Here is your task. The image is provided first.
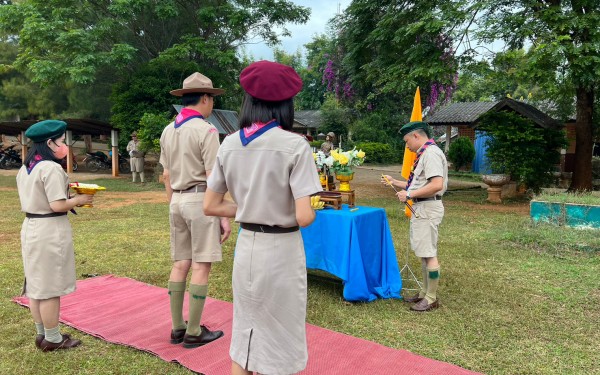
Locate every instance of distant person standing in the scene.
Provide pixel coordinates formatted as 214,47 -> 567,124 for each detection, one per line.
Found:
382,121 -> 447,312
17,120 -> 93,351
160,72 -> 231,348
127,132 -> 145,183
204,60 -> 322,375
320,131 -> 336,156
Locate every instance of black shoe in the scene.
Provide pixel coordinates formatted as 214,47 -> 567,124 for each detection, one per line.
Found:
404,293 -> 424,303
35,334 -> 44,349
183,326 -> 224,349
170,328 -> 186,344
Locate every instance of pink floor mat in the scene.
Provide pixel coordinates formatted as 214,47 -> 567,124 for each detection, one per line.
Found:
13,275 -> 481,375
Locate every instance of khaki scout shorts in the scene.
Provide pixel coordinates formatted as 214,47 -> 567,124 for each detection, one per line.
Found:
169,192 -> 222,262
409,200 -> 444,258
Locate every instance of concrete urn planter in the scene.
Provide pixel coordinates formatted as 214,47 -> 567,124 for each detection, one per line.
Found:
482,174 -> 511,203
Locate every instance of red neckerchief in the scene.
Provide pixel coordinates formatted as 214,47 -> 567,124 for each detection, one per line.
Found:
406,139 -> 436,190
239,120 -> 280,146
26,154 -> 44,174
175,108 -> 204,127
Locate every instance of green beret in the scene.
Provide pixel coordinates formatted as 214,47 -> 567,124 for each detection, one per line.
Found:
399,121 -> 431,138
25,120 -> 67,142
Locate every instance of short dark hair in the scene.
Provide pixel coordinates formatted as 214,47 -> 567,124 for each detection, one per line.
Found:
415,128 -> 431,138
238,93 -> 294,130
24,136 -> 63,166
181,93 -> 212,107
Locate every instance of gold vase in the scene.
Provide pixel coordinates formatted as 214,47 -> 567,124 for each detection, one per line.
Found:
336,172 -> 354,192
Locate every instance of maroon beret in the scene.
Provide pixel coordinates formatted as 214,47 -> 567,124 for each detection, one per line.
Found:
239,60 -> 303,101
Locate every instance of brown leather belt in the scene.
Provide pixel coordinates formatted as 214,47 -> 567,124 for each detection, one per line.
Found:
412,196 -> 442,203
26,212 -> 68,218
240,223 -> 299,233
173,184 -> 207,193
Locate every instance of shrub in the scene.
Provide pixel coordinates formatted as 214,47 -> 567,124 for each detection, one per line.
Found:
354,142 -> 396,163
478,111 -> 567,194
447,136 -> 475,171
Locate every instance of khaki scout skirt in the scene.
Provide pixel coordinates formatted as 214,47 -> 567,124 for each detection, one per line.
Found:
230,229 -> 308,375
20,216 -> 76,299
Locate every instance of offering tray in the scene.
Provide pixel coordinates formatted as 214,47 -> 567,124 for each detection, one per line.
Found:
69,182 -> 106,207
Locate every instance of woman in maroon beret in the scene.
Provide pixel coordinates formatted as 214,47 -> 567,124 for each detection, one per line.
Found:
204,60 -> 322,374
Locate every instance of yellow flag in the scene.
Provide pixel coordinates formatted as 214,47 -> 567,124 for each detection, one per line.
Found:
400,87 -> 422,217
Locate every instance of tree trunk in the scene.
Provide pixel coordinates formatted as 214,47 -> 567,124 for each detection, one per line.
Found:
569,87 -> 594,191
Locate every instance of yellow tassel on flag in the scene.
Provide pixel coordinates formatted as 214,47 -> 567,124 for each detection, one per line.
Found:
400,87 -> 422,218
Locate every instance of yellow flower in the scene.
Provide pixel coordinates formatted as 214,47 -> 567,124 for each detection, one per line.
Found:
357,150 -> 365,158
339,155 -> 349,165
313,153 -> 317,160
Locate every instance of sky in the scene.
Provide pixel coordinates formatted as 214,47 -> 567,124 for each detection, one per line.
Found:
242,0 -> 352,61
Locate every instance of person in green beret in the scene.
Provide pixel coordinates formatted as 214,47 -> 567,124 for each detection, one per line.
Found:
382,121 -> 448,311
16,120 -> 93,351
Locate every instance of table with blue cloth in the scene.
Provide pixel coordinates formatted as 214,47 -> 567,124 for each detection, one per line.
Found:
300,205 -> 402,302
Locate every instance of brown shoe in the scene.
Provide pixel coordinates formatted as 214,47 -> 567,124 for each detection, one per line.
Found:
171,328 -> 186,344
410,298 -> 439,312
40,334 -> 82,352
35,334 -> 44,349
183,326 -> 224,349
404,293 -> 424,303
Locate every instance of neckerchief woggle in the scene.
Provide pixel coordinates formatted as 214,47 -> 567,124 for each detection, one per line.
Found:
406,139 -> 436,190
239,120 -> 280,146
175,108 -> 204,128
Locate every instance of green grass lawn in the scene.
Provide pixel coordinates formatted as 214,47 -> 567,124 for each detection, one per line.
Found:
0,176 -> 598,374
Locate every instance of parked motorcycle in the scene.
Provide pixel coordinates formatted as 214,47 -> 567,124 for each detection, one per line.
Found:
0,144 -> 23,169
83,151 -> 130,173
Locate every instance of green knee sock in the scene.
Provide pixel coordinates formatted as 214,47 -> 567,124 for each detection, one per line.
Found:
425,266 -> 440,303
44,325 -> 62,343
35,322 -> 44,335
419,259 -> 428,298
168,281 -> 187,331
186,284 -> 208,336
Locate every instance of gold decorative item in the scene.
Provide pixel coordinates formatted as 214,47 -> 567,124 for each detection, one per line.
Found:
336,173 -> 354,192
319,173 -> 327,188
69,183 -> 106,207
310,195 -> 325,210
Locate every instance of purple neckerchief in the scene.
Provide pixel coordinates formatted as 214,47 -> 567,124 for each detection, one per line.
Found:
175,108 -> 204,128
406,139 -> 436,190
26,154 -> 44,175
239,120 -> 280,146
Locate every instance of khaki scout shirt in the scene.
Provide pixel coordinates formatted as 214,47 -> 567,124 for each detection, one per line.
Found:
16,161 -> 69,214
407,144 -> 448,196
159,117 -> 220,190
208,128 -> 322,228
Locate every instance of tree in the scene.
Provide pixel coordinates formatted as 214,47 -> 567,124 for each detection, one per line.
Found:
0,0 -> 310,84
475,0 -> 600,191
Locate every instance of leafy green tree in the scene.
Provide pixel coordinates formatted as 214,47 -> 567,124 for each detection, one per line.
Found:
447,136 -> 476,172
475,0 -> 600,191
478,111 -> 567,194
0,0 -> 310,84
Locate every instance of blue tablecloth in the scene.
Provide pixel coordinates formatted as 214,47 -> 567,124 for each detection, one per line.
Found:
300,205 -> 402,302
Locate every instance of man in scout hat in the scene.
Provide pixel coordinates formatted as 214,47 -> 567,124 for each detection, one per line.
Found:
159,72 -> 231,347
127,131 -> 145,182
382,121 -> 447,311
320,131 -> 336,156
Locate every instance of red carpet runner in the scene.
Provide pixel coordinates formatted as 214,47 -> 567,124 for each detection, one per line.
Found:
14,275 -> 480,375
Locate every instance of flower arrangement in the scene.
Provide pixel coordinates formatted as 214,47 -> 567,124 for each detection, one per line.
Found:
313,148 -> 365,175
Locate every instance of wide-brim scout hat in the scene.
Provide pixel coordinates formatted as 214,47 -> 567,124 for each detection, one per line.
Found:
170,72 -> 225,97
327,132 -> 335,138
239,60 -> 303,102
25,120 -> 67,142
131,131 -> 138,137
399,121 -> 431,138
